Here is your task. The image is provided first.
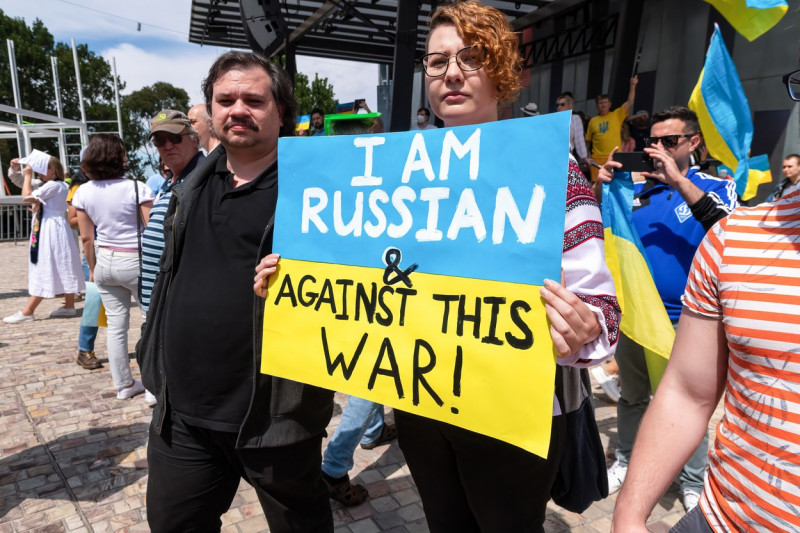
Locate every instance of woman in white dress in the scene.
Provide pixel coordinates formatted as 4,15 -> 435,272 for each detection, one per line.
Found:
3,156 -> 85,323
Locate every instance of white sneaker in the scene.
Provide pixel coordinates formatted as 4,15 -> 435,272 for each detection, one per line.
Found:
682,488 -> 701,512
117,379 -> 145,400
49,307 -> 77,318
3,311 -> 34,324
591,365 -> 621,403
607,459 -> 628,494
144,390 -> 157,407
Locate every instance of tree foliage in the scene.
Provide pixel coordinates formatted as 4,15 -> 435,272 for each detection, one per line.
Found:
0,9 -> 123,181
294,72 -> 338,116
0,9 -> 191,182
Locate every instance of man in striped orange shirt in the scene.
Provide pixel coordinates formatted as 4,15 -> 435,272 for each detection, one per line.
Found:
613,66 -> 800,533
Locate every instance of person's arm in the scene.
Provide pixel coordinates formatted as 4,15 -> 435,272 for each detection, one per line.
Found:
140,201 -> 153,226
67,205 -> 79,230
8,158 -> 23,188
571,116 -> 588,159
541,160 -> 620,364
622,76 -> 638,113
76,209 -> 96,281
644,146 -> 737,231
590,147 -> 622,202
21,166 -> 35,197
612,309 -> 728,532
254,253 -> 281,298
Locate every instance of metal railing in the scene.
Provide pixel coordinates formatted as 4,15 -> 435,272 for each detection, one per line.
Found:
0,197 -> 33,243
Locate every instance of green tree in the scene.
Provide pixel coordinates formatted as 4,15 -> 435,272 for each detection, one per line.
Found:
120,82 -> 190,177
0,9 -> 124,181
294,72 -> 338,115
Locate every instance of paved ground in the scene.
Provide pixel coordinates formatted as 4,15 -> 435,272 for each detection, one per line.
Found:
0,240 -> 723,532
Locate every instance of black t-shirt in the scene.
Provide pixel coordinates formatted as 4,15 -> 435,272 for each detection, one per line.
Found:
163,155 -> 277,432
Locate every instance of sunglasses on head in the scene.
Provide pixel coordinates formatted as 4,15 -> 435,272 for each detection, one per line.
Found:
151,132 -> 187,148
645,133 -> 694,149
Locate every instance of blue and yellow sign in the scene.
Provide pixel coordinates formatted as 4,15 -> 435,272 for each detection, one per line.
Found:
262,113 -> 571,457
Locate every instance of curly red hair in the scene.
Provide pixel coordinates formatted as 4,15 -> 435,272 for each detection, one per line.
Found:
428,1 -> 523,103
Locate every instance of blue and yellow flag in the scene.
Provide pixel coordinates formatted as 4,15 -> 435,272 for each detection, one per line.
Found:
689,26 -> 770,201
703,0 -> 788,41
602,174 -> 675,389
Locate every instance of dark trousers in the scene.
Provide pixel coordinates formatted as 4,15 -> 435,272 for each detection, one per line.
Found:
395,411 -> 565,533
146,412 -> 333,533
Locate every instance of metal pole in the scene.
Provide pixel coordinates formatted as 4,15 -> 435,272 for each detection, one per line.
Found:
7,39 -> 25,157
389,1 -> 418,132
51,56 -> 68,169
111,57 -> 123,139
71,38 -> 89,145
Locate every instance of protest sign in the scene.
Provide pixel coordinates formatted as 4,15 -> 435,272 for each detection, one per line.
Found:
262,113 -> 571,457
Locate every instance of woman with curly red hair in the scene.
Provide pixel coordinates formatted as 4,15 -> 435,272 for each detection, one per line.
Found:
392,2 -> 621,531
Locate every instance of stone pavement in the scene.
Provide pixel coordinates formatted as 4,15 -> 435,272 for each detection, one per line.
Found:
0,240 -> 723,532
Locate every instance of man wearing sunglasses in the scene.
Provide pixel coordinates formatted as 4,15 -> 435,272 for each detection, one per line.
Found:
594,106 -> 738,512
140,110 -> 205,316
613,66 -> 800,533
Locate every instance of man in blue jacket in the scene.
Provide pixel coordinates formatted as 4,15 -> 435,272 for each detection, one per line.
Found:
593,106 -> 738,512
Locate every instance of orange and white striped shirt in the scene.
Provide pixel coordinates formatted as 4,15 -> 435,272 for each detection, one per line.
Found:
683,191 -> 800,532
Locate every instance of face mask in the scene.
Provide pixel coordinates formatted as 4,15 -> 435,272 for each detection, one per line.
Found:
417,114 -> 426,124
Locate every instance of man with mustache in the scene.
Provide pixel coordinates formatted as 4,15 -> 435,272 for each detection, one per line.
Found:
138,51 -> 334,532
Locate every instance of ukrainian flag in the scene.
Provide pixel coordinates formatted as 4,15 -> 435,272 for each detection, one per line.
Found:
703,0 -> 788,41
602,173 -> 675,389
296,113 -> 310,132
689,26 -> 770,201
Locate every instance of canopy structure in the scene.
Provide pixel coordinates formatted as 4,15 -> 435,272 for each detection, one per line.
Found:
188,1 -> 557,64
188,0 -> 571,130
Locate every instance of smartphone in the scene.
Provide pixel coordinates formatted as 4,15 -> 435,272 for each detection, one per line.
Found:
614,151 -> 654,172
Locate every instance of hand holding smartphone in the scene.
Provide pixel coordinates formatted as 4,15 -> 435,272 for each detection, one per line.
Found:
614,151 -> 655,172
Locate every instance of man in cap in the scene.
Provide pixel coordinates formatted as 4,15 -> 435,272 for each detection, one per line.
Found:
585,76 -> 638,180
188,103 -> 220,154
139,110 -> 204,318
138,53 -> 334,532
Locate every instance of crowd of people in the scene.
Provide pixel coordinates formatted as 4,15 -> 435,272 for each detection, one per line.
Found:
2,0 -> 799,531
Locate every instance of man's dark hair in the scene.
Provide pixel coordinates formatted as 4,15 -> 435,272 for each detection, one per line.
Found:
417,107 -> 430,118
595,93 -> 610,101
651,106 -> 700,135
81,134 -> 127,180
310,108 -> 325,118
202,51 -> 297,137
785,153 -> 800,164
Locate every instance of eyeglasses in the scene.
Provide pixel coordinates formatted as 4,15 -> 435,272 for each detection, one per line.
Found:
784,69 -> 800,101
645,134 -> 694,149
421,46 -> 484,77
151,132 -> 188,148
556,101 -> 568,108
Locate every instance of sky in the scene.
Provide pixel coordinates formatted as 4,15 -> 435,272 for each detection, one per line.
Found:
3,0 -> 380,111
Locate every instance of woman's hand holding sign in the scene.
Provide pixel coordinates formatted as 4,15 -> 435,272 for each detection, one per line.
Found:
254,253 -> 280,299
540,272 -> 601,357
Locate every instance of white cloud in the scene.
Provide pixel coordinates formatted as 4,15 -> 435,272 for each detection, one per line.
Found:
5,0 -> 381,115
101,42 -> 225,105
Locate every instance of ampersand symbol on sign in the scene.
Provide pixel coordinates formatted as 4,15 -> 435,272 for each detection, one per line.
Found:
382,248 -> 418,288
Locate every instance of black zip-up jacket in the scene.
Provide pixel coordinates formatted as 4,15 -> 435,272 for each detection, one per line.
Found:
136,146 -> 333,448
